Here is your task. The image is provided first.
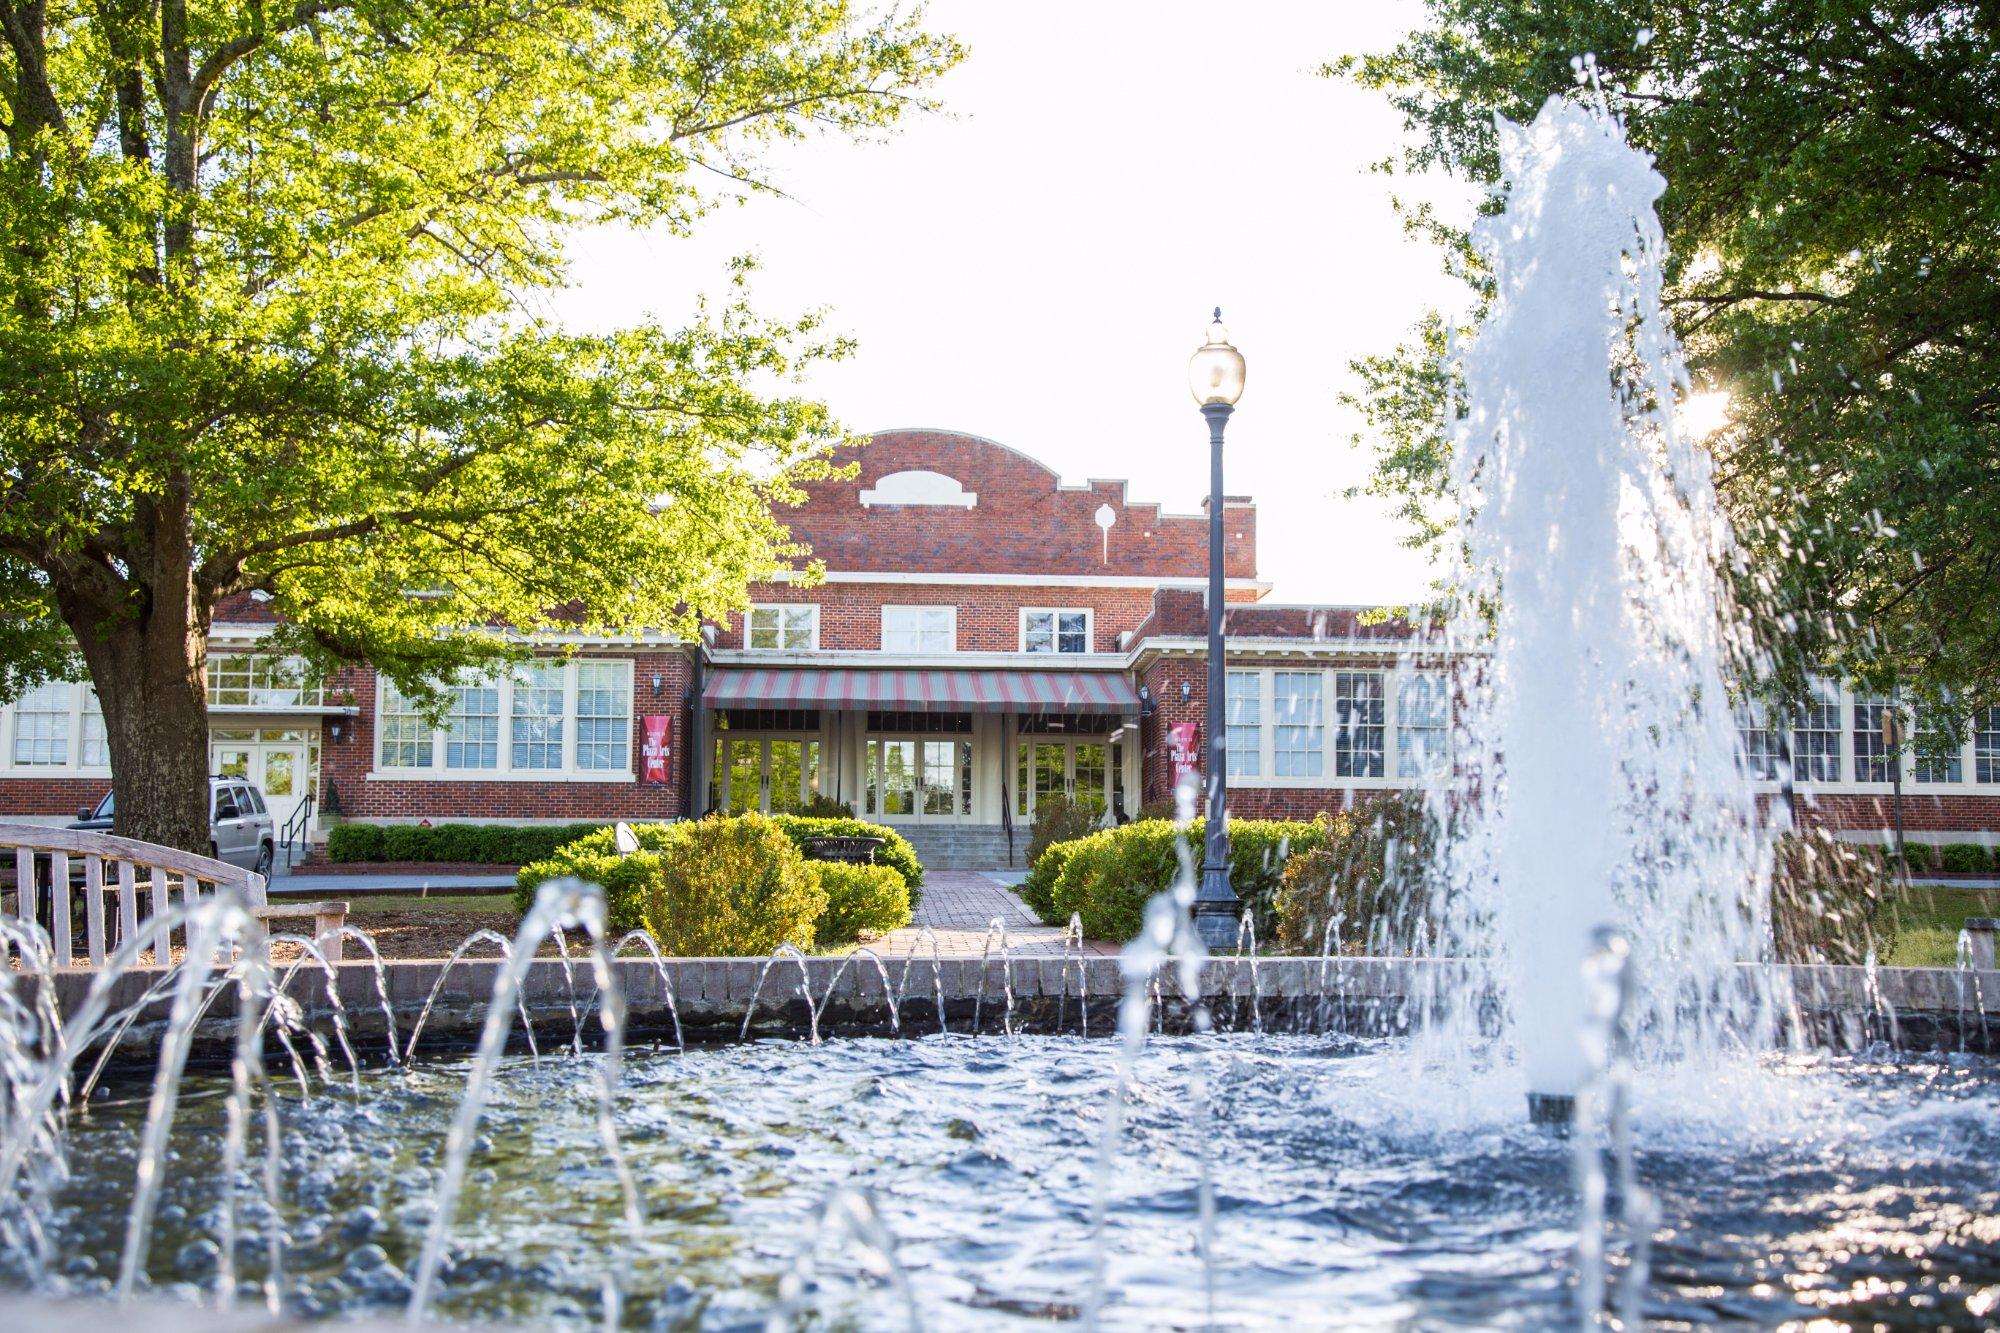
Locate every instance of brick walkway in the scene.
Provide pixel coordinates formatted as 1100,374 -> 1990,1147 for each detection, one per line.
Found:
861,870 -> 1116,959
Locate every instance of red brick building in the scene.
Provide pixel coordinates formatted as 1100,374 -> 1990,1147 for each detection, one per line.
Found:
3,430 -> 1997,866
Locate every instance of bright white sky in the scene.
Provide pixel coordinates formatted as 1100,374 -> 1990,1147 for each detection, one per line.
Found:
550,2 -> 1476,606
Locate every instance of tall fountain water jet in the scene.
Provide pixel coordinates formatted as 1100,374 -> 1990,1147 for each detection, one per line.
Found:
1433,94 -> 1770,1116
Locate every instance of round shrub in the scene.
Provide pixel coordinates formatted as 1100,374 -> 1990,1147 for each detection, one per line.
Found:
1044,816 -> 1326,943
815,862 -> 912,946
768,814 -> 924,905
645,813 -> 826,955
1020,839 -> 1083,924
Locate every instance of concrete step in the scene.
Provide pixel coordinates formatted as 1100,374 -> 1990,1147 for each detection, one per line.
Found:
895,823 -> 1027,871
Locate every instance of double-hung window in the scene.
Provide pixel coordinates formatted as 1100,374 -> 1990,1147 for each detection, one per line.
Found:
574,662 -> 631,770
509,662 -> 566,770
1225,671 -> 1261,777
1792,679 -> 1842,782
378,682 -> 434,768
1272,672 -> 1324,778
882,606 -> 955,653
1734,699 -> 1781,781
10,682 -> 71,766
1023,609 -> 1090,654
748,605 -> 818,651
444,679 -> 501,770
1977,707 -> 2000,784
1397,673 -> 1450,778
1852,695 -> 1896,783
1333,672 -> 1386,778
1914,705 -> 1962,784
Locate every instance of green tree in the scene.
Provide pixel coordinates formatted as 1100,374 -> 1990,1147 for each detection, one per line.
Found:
0,0 -> 962,851
1336,2 -> 1999,718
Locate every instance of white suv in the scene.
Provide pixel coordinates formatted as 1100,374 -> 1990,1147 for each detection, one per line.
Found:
73,777 -> 277,878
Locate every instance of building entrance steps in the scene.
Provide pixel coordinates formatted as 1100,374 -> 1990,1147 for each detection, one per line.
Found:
860,870 -> 1115,959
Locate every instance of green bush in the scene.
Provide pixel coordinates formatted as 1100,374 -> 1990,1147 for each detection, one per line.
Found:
1272,793 -> 1435,956
798,792 -> 856,818
815,862 -> 912,946
1938,843 -> 1993,874
767,814 -> 924,907
1026,793 -> 1103,869
1773,830 -> 1896,965
329,821 -> 608,865
1044,816 -> 1325,943
645,812 -> 826,955
1020,839 -> 1082,924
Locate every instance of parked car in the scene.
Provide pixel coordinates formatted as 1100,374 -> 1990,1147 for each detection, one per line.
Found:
72,777 -> 276,877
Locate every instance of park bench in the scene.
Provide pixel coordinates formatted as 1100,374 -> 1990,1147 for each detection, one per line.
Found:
0,821 -> 347,967
800,835 -> 886,866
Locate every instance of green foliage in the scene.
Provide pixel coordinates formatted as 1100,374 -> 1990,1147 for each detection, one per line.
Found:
1045,817 -> 1325,943
768,814 -> 924,906
1334,3 -> 2000,717
814,862 -> 912,947
798,793 -> 857,818
1938,844 -> 1993,875
1771,830 -> 1897,966
1273,793 -> 1437,956
329,821 -> 606,866
1020,839 -> 1083,924
1026,793 -> 1104,869
0,0 -> 963,847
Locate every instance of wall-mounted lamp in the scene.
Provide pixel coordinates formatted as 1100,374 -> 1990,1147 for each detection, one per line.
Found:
1180,680 -> 1193,702
651,673 -> 663,693
328,721 -> 343,742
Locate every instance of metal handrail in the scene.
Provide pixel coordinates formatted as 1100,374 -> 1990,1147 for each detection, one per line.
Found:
279,789 -> 317,870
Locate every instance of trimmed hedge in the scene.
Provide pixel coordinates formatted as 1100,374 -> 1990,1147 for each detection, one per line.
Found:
515,812 -> 922,947
1039,816 -> 1324,942
329,821 -> 608,866
1939,843 -> 1995,874
1019,838 -> 1082,923
816,862 -> 913,946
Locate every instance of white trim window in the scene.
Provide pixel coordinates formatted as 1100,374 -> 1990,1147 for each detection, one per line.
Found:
1977,707 -> 2000,784
1852,695 -> 1896,783
1397,672 -> 1450,778
1734,699 -> 1781,781
208,652 -> 327,708
748,604 -> 818,651
444,679 -> 502,770
1272,671 -> 1324,778
882,605 -> 955,654
79,687 -> 109,768
1914,704 -> 1962,784
376,659 -> 633,778
1791,679 -> 1843,782
574,661 -> 631,770
1225,670 -> 1261,777
1022,608 -> 1091,654
509,662 -> 566,770
1333,672 -> 1386,779
10,681 -> 72,766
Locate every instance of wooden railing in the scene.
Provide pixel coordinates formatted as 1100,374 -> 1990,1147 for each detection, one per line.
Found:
0,822 -> 347,967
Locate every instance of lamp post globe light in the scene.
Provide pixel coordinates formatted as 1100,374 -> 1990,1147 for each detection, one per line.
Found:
1188,309 -> 1246,950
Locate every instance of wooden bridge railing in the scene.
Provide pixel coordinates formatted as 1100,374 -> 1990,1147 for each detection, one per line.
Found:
0,822 -> 346,968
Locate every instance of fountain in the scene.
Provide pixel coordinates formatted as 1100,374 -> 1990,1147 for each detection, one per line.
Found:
0,96 -> 1997,1332
1426,93 -> 1772,1119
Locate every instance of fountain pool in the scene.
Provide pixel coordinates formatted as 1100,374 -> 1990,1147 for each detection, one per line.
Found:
12,1035 -> 1998,1329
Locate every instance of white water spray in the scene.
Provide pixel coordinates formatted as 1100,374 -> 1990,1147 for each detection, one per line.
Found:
1433,96 -> 1770,1104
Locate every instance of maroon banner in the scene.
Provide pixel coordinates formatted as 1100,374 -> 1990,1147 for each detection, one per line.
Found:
1168,721 -> 1200,785
640,714 -> 672,784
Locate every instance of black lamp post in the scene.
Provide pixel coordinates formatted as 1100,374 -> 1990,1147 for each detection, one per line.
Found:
1187,309 -> 1247,950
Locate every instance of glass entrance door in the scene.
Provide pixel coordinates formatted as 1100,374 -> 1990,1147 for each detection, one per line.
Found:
864,737 -> 971,822
1016,738 -> 1118,820
713,736 -> 821,814
209,728 -> 317,833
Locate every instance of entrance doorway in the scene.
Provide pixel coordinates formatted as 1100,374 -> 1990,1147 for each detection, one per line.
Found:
210,727 -> 319,833
1015,737 -> 1120,820
863,736 -> 973,823
713,735 -> 822,814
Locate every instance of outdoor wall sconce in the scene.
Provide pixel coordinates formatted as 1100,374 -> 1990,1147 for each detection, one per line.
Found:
329,722 -> 343,741
651,673 -> 663,692
1180,681 -> 1193,701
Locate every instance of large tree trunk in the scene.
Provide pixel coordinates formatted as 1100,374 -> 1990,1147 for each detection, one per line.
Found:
71,608 -> 213,857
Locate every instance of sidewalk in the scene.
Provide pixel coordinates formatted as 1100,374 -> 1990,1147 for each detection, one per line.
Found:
268,866 -> 515,896
862,870 -> 1115,959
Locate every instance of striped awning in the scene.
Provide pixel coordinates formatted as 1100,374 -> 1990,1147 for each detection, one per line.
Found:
703,667 -> 1140,715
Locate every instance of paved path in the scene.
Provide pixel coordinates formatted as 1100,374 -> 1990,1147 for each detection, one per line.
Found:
864,870 -> 1115,958
268,869 -> 516,895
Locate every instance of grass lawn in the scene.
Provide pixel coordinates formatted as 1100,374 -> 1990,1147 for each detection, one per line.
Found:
1883,887 -> 1998,968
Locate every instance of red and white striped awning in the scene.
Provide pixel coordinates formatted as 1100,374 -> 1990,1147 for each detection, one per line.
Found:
703,667 -> 1140,715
